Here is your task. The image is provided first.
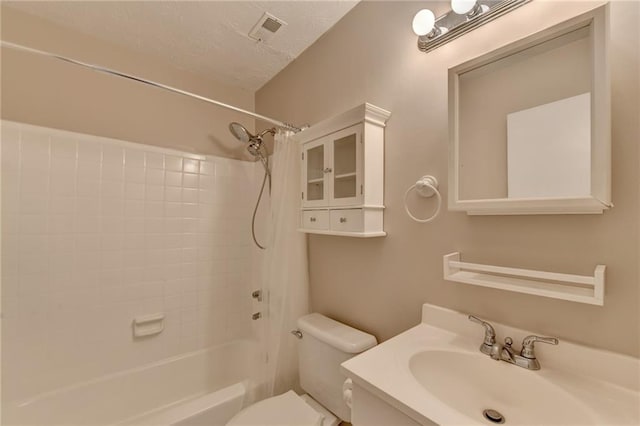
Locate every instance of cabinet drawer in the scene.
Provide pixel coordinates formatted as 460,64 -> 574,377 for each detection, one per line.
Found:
302,210 -> 329,230
330,209 -> 364,232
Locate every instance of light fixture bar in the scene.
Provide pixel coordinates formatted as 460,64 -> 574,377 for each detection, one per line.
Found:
417,0 -> 532,53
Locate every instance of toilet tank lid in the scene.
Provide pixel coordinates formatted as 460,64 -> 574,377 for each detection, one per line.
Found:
297,313 -> 377,354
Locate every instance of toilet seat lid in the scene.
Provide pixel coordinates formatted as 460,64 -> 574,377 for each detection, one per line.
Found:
226,390 -> 323,426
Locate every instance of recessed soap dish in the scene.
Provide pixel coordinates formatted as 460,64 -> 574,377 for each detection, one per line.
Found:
132,313 -> 165,338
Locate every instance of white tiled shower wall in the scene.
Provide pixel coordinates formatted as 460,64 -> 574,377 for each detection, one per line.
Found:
1,121 -> 259,401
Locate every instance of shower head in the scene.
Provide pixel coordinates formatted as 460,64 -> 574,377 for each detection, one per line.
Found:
228,122 -> 274,250
228,122 -> 276,158
229,122 -> 251,144
247,142 -> 262,157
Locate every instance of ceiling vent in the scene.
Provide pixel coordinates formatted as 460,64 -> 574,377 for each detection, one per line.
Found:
249,12 -> 287,43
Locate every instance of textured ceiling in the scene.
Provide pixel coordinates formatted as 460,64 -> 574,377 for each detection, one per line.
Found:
4,1 -> 359,91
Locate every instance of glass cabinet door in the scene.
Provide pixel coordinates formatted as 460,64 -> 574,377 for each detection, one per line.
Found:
333,133 -> 357,199
330,124 -> 362,206
301,124 -> 363,208
303,142 -> 326,206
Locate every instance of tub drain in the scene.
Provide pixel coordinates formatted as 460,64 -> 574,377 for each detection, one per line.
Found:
483,409 -> 505,424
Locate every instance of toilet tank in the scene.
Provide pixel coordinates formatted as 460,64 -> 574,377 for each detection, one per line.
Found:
297,313 -> 377,422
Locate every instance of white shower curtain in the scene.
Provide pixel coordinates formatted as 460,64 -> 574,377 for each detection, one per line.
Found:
262,130 -> 309,397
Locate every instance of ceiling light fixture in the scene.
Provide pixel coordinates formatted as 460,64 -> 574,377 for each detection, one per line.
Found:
412,0 -> 532,53
412,9 -> 449,40
451,0 -> 488,18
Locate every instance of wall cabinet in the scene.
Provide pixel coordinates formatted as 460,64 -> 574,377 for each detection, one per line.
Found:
297,103 -> 390,237
302,124 -> 363,208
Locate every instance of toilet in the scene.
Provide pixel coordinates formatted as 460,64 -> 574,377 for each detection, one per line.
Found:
226,313 -> 377,426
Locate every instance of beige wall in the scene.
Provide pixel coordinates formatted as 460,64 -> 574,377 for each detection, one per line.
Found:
1,6 -> 255,160
257,1 -> 640,357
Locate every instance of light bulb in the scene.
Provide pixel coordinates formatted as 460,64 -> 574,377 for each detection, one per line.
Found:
412,9 -> 436,36
451,0 -> 477,15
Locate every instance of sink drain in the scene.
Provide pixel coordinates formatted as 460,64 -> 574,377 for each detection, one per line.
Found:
483,409 -> 505,424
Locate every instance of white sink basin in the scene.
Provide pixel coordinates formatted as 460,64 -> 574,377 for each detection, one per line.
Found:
409,350 -> 597,425
341,304 -> 640,426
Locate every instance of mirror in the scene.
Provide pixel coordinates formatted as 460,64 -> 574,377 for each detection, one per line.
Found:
448,5 -> 610,215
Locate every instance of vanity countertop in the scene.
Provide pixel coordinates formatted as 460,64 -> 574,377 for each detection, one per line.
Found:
341,304 -> 640,425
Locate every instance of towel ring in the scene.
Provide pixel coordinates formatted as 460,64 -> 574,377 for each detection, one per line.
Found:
404,175 -> 442,223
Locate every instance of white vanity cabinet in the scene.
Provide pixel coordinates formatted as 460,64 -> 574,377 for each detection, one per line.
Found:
351,383 -> 427,426
298,103 -> 390,237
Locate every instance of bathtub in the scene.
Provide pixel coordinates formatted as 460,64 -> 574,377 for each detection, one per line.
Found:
119,382 -> 246,426
3,340 -> 259,425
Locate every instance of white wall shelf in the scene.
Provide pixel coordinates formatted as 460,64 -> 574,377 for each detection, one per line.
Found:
443,252 -> 605,305
335,172 -> 357,179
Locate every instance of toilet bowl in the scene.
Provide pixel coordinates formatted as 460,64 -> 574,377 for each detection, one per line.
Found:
226,313 -> 376,426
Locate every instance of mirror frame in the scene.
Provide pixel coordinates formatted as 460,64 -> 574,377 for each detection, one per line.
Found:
448,5 -> 611,215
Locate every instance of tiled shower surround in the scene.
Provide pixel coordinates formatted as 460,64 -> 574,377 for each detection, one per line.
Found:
1,121 -> 259,401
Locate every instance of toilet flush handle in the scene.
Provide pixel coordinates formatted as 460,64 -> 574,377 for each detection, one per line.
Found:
291,329 -> 303,339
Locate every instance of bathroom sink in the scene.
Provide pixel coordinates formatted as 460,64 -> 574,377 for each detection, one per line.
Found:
409,350 -> 596,425
341,304 -> 640,426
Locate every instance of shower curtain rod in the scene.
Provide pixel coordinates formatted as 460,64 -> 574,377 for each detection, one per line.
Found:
1,40 -> 304,133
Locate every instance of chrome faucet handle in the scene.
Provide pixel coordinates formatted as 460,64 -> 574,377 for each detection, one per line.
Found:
468,315 -> 496,354
520,335 -> 559,359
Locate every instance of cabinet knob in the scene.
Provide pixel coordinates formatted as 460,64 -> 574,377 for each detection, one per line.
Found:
340,217 -> 347,223
310,217 -> 317,222
323,167 -> 333,173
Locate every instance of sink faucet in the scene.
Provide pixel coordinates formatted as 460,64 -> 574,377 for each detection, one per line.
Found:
469,315 -> 559,370
468,315 -> 496,356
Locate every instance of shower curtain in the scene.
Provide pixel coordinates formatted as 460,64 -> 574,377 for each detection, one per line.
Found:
262,130 -> 309,396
